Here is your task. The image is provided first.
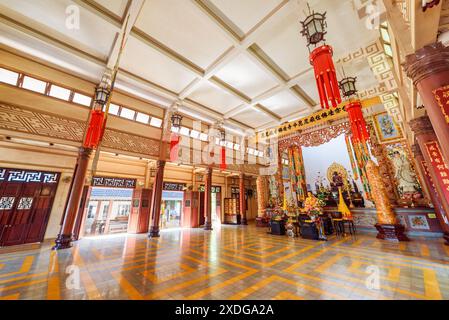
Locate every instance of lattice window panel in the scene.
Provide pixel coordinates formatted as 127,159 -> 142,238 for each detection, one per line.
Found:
17,197 -> 33,210
0,197 -> 15,210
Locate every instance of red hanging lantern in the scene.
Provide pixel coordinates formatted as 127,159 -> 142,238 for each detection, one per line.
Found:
83,108 -> 106,149
219,129 -> 226,170
346,101 -> 369,143
170,132 -> 180,162
339,76 -> 369,143
309,45 -> 341,109
169,112 -> 183,162
300,6 -> 341,109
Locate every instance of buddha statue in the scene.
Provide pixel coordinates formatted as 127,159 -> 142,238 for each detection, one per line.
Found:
330,171 -> 344,193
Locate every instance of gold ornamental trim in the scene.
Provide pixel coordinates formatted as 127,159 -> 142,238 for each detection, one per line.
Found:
433,85 -> 449,125
261,96 -> 381,138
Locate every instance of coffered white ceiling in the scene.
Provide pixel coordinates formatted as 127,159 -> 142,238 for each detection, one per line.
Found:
0,0 -> 385,133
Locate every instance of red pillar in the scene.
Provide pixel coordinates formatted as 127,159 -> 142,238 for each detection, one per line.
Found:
148,160 -> 165,238
404,42 -> 449,163
53,147 -> 92,250
204,167 -> 213,230
239,173 -> 247,225
411,143 -> 449,245
410,116 -> 449,245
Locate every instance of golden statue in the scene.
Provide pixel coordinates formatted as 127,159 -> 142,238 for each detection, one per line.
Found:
302,191 -> 322,214
338,187 -> 353,220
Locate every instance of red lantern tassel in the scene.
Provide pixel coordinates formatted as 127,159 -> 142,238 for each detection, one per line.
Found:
83,109 -> 106,149
346,101 -> 369,143
220,146 -> 226,170
310,45 -> 342,109
170,133 -> 180,162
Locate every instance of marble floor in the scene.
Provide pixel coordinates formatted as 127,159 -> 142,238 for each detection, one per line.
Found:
0,224 -> 448,300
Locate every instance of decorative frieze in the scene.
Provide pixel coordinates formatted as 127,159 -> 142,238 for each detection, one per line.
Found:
0,103 -> 160,158
91,176 -> 136,189
0,168 -> 59,184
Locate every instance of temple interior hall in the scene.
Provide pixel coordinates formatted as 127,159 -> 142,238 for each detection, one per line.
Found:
0,0 -> 449,301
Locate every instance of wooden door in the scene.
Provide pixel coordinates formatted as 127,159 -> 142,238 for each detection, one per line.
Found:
199,191 -> 205,226
0,182 -> 22,246
0,182 -> 56,246
1,183 -> 39,246
23,184 -> 57,244
128,188 -> 151,234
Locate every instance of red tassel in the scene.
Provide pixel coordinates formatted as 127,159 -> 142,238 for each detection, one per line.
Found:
220,146 -> 226,170
83,110 -> 105,149
346,101 -> 369,143
170,133 -> 180,162
310,45 -> 342,109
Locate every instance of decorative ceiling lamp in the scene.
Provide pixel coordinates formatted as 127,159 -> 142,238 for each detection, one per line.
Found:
83,73 -> 111,149
300,4 -> 341,109
339,76 -> 369,143
170,103 -> 183,162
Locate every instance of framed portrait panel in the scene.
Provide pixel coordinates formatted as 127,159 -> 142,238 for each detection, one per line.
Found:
373,112 -> 403,144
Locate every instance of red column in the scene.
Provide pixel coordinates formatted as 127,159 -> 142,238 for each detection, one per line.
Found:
203,167 -> 213,230
411,144 -> 449,245
404,42 -> 449,163
148,160 -> 165,238
53,147 -> 92,250
239,173 -> 247,225
410,116 -> 449,245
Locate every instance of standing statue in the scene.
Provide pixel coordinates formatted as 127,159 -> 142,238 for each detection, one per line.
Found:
391,151 -> 418,196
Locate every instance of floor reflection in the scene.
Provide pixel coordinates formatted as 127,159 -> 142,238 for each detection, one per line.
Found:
0,224 -> 448,300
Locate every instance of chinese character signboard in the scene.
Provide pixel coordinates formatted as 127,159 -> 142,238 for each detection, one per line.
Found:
434,85 -> 449,125
424,141 -> 449,203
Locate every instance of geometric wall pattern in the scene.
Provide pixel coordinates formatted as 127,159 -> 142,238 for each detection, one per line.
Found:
0,103 -> 160,157
335,39 -> 401,123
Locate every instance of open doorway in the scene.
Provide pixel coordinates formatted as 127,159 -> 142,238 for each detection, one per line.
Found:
83,187 -> 133,237
161,190 -> 184,229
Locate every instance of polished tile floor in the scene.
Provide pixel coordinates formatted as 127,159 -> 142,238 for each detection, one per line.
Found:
0,224 -> 448,300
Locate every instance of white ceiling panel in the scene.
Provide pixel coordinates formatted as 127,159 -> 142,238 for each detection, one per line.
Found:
0,0 -> 118,59
295,72 -> 320,106
259,90 -> 307,118
92,0 -> 128,18
233,108 -> 274,128
0,22 -> 104,81
254,2 -> 310,79
214,53 -> 278,98
135,0 -> 233,70
120,36 -> 197,93
188,81 -> 243,114
209,0 -> 283,35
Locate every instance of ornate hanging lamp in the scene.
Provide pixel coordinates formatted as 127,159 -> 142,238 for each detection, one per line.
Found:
300,4 -> 341,109
83,72 -> 111,149
170,104 -> 183,162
